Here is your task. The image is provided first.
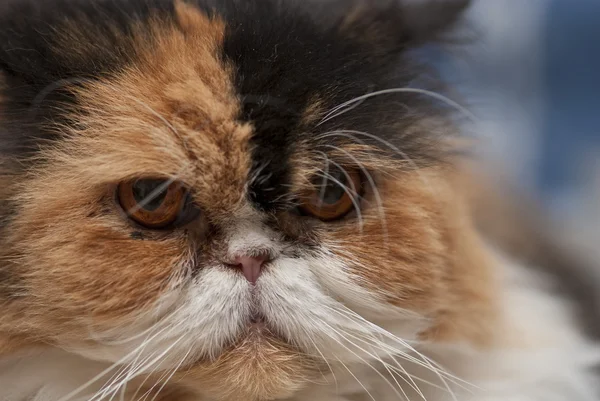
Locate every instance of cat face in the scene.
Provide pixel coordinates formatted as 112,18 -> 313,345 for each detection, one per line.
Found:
0,0 -> 493,399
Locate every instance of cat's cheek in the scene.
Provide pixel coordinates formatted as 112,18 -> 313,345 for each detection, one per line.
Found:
318,170 -> 500,346
318,171 -> 449,316
5,199 -> 190,345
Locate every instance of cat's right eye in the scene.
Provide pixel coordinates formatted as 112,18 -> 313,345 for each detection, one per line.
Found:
117,179 -> 200,229
298,167 -> 363,222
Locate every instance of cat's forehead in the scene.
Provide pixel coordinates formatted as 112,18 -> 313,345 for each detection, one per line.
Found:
1,0 -> 455,213
55,2 -> 320,216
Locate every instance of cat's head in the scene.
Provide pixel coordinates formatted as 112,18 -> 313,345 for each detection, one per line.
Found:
0,0 -> 493,399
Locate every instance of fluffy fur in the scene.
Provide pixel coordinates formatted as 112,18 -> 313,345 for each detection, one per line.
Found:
0,0 -> 598,400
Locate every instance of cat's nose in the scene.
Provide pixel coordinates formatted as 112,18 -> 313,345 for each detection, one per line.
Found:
229,253 -> 269,284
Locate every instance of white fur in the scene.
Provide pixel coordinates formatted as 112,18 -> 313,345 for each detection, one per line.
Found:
1,223 -> 599,401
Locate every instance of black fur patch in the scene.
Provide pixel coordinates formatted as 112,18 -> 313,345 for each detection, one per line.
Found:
0,0 -> 176,159
216,0 -> 469,211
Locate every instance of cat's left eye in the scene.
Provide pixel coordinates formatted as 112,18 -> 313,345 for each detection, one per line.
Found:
299,167 -> 362,221
117,179 -> 200,229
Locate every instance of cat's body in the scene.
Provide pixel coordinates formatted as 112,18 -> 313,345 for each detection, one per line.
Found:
0,0 -> 598,400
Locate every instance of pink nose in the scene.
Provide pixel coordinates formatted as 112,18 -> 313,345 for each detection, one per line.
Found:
230,254 -> 269,284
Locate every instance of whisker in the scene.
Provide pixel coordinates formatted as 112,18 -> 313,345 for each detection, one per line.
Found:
85,316 -> 187,401
118,382 -> 128,401
329,304 -> 473,396
312,317 -> 409,401
29,77 -> 92,119
129,98 -> 183,143
93,336 -> 186,401
317,130 -> 440,199
334,356 -> 377,401
317,88 -> 478,127
320,145 -> 388,247
325,305 -> 470,384
92,342 -> 168,401
324,307 -> 470,401
314,151 -> 364,235
129,353 -> 174,401
319,87 -> 372,123
118,97 -> 203,217
312,171 -> 364,233
323,318 -> 431,398
86,303 -> 184,347
124,172 -> 187,217
299,325 -> 338,390
317,152 -> 331,211
145,345 -> 193,401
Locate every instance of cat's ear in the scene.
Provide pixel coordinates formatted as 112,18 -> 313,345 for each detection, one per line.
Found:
332,0 -> 471,50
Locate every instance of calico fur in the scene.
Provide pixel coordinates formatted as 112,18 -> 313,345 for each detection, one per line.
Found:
0,0 -> 598,401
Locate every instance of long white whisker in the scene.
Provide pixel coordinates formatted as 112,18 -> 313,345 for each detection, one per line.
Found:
89,316 -> 188,401
129,97 -> 182,140
93,349 -> 165,401
334,356 -> 377,401
317,152 -> 331,211
322,315 -> 431,398
325,304 -> 473,389
314,152 -> 364,235
319,89 -> 371,123
55,321 -> 174,401
145,345 -> 193,401
88,303 -> 186,347
324,306 -> 469,401
299,325 -> 338,391
313,170 -> 363,226
321,145 -> 388,247
99,313 -> 186,387
317,88 -> 477,126
317,130 -> 441,202
311,317 -> 410,401
317,130 -> 417,171
94,336 -> 186,401
330,305 -> 472,400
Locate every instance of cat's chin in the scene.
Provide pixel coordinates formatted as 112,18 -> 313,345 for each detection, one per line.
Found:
176,322 -> 319,401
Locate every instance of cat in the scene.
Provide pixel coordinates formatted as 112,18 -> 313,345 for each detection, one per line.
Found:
0,0 -> 598,400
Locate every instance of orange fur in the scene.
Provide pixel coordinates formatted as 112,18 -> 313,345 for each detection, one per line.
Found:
175,328 -> 319,401
325,166 -> 499,347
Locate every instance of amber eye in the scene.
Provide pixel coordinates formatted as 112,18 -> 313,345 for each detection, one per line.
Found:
299,167 -> 362,221
117,179 -> 199,229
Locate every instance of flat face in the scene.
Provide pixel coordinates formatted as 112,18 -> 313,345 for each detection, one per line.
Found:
0,1 -> 486,400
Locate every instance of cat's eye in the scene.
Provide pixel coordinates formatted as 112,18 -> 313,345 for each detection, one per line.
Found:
117,179 -> 200,229
299,167 -> 362,221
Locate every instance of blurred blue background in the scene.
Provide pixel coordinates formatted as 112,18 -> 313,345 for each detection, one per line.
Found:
454,0 -> 600,225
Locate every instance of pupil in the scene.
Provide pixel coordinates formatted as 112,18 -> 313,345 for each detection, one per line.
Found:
320,168 -> 348,205
132,179 -> 168,211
